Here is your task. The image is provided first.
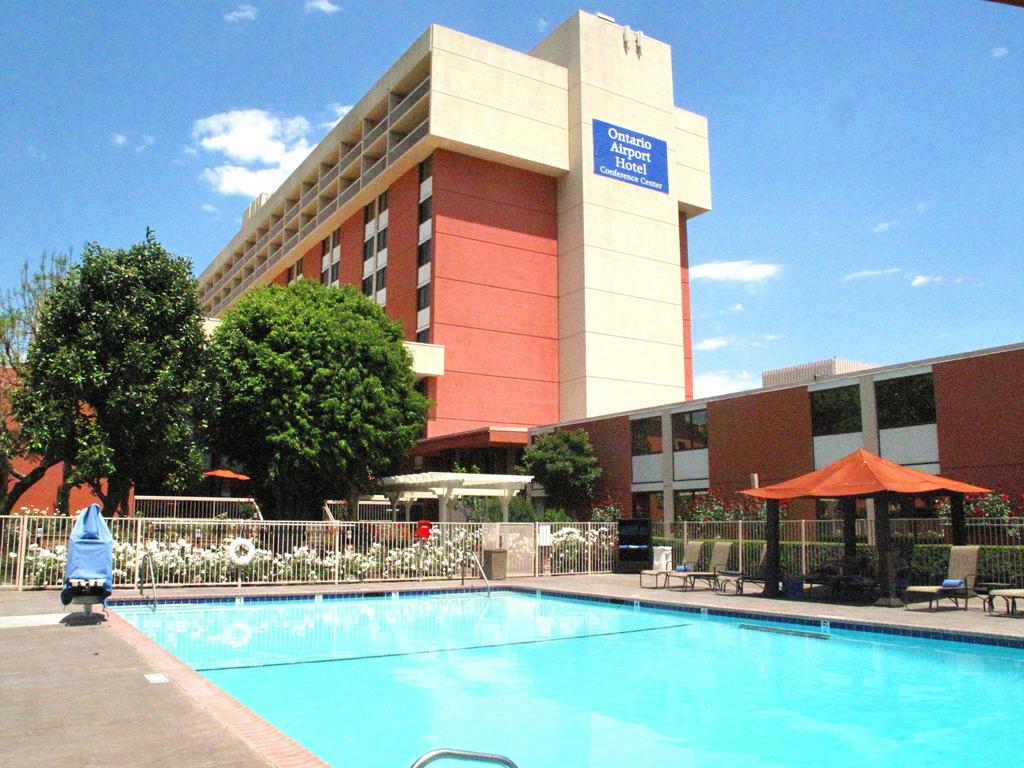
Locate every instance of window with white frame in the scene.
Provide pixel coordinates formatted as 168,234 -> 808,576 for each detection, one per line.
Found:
320,228 -> 341,286
415,155 -> 433,342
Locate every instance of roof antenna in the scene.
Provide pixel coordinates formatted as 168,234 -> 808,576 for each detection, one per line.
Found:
623,25 -> 631,53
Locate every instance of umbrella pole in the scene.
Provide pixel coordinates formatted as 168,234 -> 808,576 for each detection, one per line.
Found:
763,499 -> 781,598
950,493 -> 967,545
873,491 -> 901,607
841,496 -> 857,564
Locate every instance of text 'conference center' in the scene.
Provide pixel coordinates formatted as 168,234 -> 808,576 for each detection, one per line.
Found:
197,11 -> 711,470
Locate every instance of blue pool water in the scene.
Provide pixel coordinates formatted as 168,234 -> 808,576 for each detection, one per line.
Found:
116,591 -> 1024,767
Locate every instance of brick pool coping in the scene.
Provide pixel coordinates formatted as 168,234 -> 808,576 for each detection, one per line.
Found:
106,611 -> 329,768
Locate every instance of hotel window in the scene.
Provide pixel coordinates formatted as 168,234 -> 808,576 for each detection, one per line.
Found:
631,492 -> 662,521
875,373 -> 936,430
363,202 -> 375,224
375,266 -> 386,291
671,410 -> 708,451
330,262 -> 339,284
419,155 -> 433,182
362,275 -> 373,297
363,237 -> 375,261
673,490 -> 708,522
418,198 -> 431,224
320,228 -> 341,286
416,285 -> 431,311
416,328 -> 430,344
319,237 -> 330,284
630,417 -> 662,456
376,227 -> 388,252
810,385 -> 862,436
377,190 -> 388,214
417,239 -> 432,267
286,259 -> 303,284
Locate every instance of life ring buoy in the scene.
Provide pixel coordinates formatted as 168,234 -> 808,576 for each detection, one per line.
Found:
227,537 -> 256,567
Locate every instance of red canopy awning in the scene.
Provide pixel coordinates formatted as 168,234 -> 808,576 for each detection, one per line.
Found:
203,468 -> 251,481
740,448 -> 989,500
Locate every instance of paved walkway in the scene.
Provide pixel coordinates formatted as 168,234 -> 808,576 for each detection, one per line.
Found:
2,574 -> 1021,767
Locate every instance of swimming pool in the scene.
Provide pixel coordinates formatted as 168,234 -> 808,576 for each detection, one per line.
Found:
116,590 -> 1024,767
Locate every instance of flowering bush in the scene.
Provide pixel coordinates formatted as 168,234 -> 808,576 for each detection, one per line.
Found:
937,492 -> 1018,521
550,525 -> 615,574
676,489 -> 787,522
589,498 -> 622,522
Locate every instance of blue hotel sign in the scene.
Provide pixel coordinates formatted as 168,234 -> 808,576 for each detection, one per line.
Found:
592,118 -> 669,194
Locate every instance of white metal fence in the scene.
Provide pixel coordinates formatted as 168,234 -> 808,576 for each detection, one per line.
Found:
132,496 -> 263,520
0,516 -> 617,590
657,518 -> 1024,584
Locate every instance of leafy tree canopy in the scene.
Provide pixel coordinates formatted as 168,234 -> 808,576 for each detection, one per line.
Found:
15,232 -> 212,513
209,280 -> 429,519
519,428 -> 602,516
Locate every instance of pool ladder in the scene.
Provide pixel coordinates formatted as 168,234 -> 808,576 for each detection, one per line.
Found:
138,552 -> 158,612
410,748 -> 518,767
460,551 -> 491,597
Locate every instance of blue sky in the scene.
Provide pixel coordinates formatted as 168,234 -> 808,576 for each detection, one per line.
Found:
2,1 -> 1021,397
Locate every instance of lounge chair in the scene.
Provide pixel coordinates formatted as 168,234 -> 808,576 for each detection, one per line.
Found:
986,578 -> 1024,615
667,541 -> 732,591
715,544 -> 767,595
642,540 -> 702,588
905,545 -> 981,611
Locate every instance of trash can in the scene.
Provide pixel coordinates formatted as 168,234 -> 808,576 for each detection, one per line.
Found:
782,577 -> 804,600
483,549 -> 507,580
652,546 -> 672,572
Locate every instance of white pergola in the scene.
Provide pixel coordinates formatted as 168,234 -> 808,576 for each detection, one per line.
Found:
375,472 -> 534,522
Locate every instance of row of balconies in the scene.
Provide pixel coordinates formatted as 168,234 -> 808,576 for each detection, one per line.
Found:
202,76 -> 432,315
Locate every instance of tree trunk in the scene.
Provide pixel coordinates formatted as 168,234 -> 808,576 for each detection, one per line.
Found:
763,498 -> 781,598
0,460 -> 54,515
56,463 -> 72,516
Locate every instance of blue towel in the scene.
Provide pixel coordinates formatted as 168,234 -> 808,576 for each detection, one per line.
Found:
675,565 -> 690,572
942,578 -> 965,589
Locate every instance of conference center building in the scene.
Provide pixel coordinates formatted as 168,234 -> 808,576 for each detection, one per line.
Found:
197,11 -> 712,472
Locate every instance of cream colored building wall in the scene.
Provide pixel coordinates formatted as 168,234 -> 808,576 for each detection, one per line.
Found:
532,12 -> 711,421
429,26 -> 570,173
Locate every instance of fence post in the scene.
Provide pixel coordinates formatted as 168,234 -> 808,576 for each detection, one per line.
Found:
133,518 -> 143,590
533,522 -> 539,577
682,521 -> 689,548
15,515 -> 29,591
800,520 -> 807,575
738,520 -> 745,574
333,522 -> 340,584
586,524 -> 593,574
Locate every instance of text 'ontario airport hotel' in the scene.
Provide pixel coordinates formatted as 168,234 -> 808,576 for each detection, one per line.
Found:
198,11 -> 1023,518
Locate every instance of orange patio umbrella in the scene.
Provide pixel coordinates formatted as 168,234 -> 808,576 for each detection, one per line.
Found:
740,448 -> 988,500
203,468 -> 251,481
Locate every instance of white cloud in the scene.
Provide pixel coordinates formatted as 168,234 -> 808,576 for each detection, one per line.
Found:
871,220 -> 898,234
135,134 -> 154,152
692,370 -> 757,399
537,18 -> 550,34
992,46 -> 1008,59
201,203 -> 220,215
911,275 -> 942,287
761,333 -> 781,342
192,109 -> 315,197
721,303 -> 744,314
224,4 -> 256,22
305,0 -> 339,13
694,337 -> 729,352
112,133 -> 127,147
689,260 -> 781,283
844,267 -> 900,281
915,201 -> 932,213
320,102 -> 353,129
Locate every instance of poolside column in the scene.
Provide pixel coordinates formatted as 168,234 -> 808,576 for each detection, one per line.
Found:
949,493 -> 967,545
763,499 -> 781,598
873,491 -> 901,607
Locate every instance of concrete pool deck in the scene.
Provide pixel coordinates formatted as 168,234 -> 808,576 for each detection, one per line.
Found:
3,575 -> 1023,767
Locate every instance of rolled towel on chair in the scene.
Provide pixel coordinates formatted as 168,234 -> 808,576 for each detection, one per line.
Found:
942,579 -> 965,589
675,565 -> 690,572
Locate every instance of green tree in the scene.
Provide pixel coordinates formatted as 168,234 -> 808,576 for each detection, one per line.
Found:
519,429 -> 602,517
0,251 -> 72,514
209,280 -> 428,519
15,233 -> 212,514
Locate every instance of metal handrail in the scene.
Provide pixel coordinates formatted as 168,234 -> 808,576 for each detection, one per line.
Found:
410,749 -> 518,767
138,552 -> 157,613
461,550 -> 491,597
